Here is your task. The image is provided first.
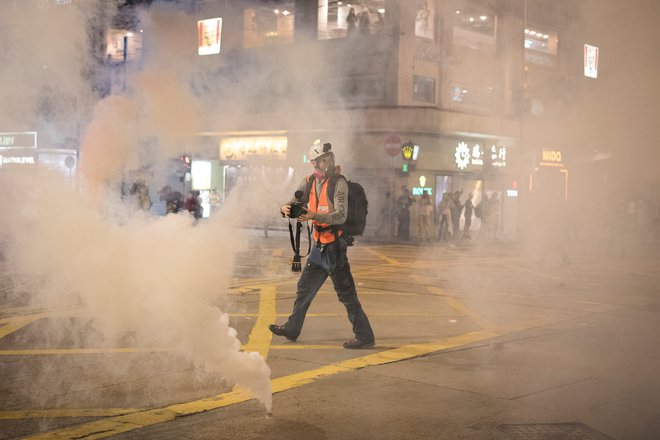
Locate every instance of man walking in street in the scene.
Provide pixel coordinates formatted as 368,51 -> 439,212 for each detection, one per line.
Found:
269,140 -> 375,349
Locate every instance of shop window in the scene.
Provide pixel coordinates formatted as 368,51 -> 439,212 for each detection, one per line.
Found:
452,3 -> 497,51
413,75 -> 436,104
414,0 -> 435,40
524,27 -> 558,66
243,4 -> 294,48
317,0 -> 385,40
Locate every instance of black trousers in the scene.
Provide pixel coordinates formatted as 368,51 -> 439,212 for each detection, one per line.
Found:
283,237 -> 374,342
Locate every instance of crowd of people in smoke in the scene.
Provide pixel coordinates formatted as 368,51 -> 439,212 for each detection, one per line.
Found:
125,181 -> 202,221
373,184 -> 660,256
383,185 -> 501,244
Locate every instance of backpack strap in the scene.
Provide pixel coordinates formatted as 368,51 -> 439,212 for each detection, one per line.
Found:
312,175 -> 346,238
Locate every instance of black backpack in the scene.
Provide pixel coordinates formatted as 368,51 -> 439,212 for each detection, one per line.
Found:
305,175 -> 369,237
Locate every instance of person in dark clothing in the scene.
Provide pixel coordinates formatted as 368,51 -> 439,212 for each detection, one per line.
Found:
159,185 -> 184,214
450,190 -> 464,240
184,190 -> 203,220
346,7 -> 358,36
269,140 -> 375,349
463,192 -> 474,239
395,186 -> 414,240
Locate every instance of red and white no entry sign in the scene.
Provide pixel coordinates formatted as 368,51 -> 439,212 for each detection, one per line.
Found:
384,134 -> 401,157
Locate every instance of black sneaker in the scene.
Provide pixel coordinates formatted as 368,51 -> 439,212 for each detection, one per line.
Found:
343,338 -> 375,349
268,324 -> 297,342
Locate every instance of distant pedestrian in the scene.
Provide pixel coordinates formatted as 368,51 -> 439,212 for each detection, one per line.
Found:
463,192 -> 474,239
395,186 -> 414,240
437,192 -> 452,241
346,8 -> 358,36
159,185 -> 184,214
450,190 -> 464,240
418,193 -> 434,242
130,180 -> 152,212
358,6 -> 370,35
477,193 -> 491,240
184,190 -> 203,220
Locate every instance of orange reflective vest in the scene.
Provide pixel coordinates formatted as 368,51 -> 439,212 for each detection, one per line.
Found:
308,177 -> 343,244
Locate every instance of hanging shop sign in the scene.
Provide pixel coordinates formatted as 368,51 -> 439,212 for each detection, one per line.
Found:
454,142 -> 507,170
584,44 -> 599,79
220,136 -> 287,161
198,17 -> 223,56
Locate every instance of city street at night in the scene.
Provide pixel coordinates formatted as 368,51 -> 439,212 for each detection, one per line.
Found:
1,0 -> 659,439
2,233 -> 659,439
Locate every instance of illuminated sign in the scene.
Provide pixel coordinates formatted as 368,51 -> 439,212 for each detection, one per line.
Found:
0,132 -> 37,149
400,141 -> 421,161
490,145 -> 507,167
412,187 -> 433,196
191,160 -> 212,190
0,155 -> 36,166
584,44 -> 599,79
198,18 -> 222,56
220,136 -> 287,161
455,142 -> 507,170
540,148 -> 564,167
401,141 -> 414,160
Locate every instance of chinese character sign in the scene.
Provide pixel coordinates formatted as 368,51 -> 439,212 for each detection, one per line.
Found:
455,142 -> 507,170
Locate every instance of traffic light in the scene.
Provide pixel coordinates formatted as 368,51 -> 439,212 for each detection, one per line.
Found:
180,155 -> 191,169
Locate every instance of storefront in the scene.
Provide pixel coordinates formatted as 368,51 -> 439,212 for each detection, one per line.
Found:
214,134 -> 296,225
274,130 -> 519,239
0,131 -> 78,180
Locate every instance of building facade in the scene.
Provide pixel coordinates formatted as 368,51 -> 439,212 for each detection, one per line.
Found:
158,0 -> 581,236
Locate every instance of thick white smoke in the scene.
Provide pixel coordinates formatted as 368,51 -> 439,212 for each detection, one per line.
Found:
0,0 -> 272,411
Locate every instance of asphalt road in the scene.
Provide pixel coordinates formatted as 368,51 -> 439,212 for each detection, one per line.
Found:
1,233 -> 659,439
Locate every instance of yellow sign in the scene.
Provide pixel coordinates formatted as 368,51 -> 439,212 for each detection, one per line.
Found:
401,141 -> 415,160
540,149 -> 564,167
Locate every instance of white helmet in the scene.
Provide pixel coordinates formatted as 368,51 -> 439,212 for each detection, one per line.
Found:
309,139 -> 333,161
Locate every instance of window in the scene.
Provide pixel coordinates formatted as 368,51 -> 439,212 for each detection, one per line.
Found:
317,0 -> 385,40
452,4 -> 497,51
524,27 -> 558,66
449,83 -> 495,113
243,4 -> 294,48
413,75 -> 436,104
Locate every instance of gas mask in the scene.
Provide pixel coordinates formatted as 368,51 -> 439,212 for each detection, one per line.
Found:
313,153 -> 334,180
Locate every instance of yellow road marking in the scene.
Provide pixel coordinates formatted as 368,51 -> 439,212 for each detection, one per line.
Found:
22,330 -> 498,439
0,408 -> 142,420
240,285 -> 276,358
0,316 -> 42,340
362,247 -> 400,266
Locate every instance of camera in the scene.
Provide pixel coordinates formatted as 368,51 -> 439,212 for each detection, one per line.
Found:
287,190 -> 307,218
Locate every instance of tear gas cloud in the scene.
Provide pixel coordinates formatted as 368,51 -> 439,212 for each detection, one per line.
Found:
0,0 -> 309,412
3,0 -> 656,419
